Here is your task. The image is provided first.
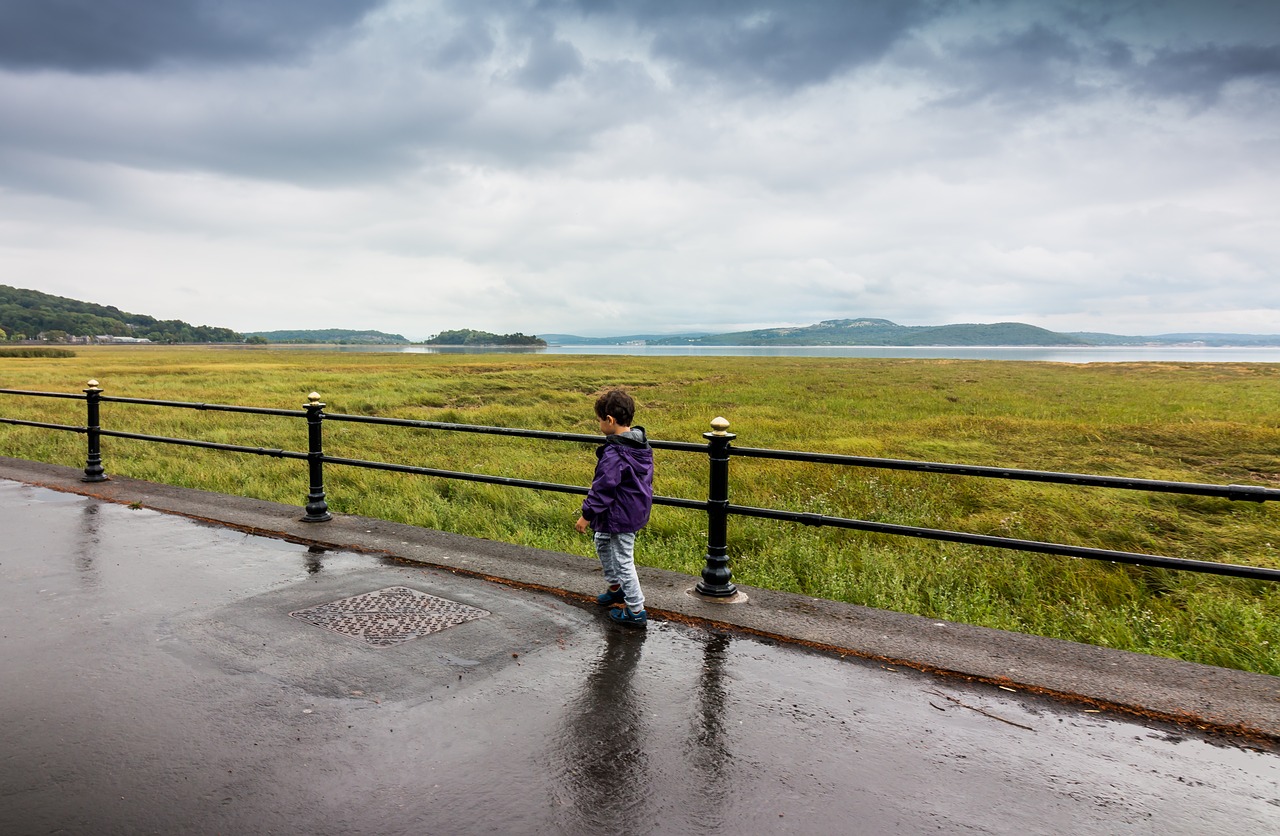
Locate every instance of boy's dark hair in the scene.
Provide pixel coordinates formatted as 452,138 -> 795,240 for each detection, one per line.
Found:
595,389 -> 636,425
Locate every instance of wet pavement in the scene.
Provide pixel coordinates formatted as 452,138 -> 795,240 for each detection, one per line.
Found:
2,478 -> 1279,834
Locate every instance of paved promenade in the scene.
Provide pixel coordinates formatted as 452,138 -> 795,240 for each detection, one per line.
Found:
1,457 -> 1278,834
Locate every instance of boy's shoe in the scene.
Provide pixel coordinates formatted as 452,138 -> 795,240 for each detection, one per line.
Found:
608,607 -> 648,628
596,587 -> 625,606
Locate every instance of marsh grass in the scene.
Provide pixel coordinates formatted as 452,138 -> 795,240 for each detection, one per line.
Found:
0,347 -> 76,358
3,346 -> 1279,673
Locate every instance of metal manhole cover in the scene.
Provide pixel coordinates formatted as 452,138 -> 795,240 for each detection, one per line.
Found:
289,586 -> 490,648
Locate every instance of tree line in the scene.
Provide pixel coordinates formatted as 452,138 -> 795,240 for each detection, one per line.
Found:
0,284 -> 242,344
425,329 -> 546,346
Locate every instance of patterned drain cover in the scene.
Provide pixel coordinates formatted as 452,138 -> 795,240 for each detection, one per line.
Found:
289,586 -> 490,648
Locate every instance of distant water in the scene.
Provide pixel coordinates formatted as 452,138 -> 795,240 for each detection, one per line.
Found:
261,344 -> 1280,363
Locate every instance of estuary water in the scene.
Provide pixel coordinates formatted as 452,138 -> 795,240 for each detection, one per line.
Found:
263,344 -> 1280,363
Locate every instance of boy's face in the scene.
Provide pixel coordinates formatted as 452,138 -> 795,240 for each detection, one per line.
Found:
598,414 -> 623,435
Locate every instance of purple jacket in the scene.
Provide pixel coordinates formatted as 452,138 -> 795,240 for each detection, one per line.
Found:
581,427 -> 654,533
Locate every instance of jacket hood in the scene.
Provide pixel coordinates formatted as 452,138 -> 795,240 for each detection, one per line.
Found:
608,425 -> 650,449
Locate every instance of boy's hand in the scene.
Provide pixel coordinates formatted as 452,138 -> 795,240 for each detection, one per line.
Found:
575,516 -> 589,534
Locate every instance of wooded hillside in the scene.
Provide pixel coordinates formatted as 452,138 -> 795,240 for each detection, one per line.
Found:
0,285 -> 242,343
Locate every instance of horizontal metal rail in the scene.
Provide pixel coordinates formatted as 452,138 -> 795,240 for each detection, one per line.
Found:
726,504 -> 1280,582
730,445 -> 1280,502
16,425 -> 710,512
100,396 -> 304,418
0,417 -> 86,432
321,454 -> 590,493
325,411 -> 707,451
0,388 -> 85,400
317,453 -> 705,511
95,429 -> 309,459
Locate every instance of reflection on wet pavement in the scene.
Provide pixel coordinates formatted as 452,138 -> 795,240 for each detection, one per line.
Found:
552,627 -> 652,831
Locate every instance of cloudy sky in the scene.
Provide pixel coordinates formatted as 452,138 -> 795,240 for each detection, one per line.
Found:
1,0 -> 1278,339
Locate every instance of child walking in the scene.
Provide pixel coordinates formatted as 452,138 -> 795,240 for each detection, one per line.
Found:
575,389 -> 654,627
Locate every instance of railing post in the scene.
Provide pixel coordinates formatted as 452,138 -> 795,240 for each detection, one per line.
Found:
696,416 -> 738,598
301,392 -> 332,522
81,379 -> 107,483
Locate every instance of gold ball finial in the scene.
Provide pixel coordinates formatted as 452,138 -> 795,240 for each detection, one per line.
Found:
307,392 -> 322,404
87,380 -> 99,388
709,416 -> 731,435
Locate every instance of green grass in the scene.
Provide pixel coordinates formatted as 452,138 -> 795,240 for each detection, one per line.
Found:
0,347 -> 76,358
2,346 -> 1279,674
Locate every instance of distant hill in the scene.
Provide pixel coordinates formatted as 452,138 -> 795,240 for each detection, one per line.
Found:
649,319 -> 1090,346
1066,332 -> 1280,347
0,284 -> 241,344
245,329 -> 409,344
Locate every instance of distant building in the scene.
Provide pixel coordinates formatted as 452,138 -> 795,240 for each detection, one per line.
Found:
93,335 -> 152,344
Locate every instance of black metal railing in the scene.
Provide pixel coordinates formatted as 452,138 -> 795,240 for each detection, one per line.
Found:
3,381 -> 1279,591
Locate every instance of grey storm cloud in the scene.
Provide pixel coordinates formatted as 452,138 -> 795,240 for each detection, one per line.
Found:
435,0 -> 939,91
508,22 -> 585,89
0,0 -> 385,71
633,0 -> 932,89
434,14 -> 498,69
1137,43 -> 1280,104
925,23 -> 1087,108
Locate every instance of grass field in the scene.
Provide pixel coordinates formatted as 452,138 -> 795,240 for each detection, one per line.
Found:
3,345 -> 1279,674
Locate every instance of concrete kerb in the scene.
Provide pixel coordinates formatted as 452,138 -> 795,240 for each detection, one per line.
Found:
1,455 -> 1276,747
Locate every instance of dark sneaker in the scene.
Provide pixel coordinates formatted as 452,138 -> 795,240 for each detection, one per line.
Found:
596,587 -> 625,606
608,607 -> 648,628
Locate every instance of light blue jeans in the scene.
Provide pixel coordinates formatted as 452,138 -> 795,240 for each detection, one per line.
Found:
594,531 -> 644,612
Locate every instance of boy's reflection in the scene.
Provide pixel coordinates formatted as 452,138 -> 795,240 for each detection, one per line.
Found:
550,626 -> 651,831
686,632 -> 733,829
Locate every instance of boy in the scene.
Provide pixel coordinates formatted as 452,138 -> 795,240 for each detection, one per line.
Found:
575,389 -> 654,627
